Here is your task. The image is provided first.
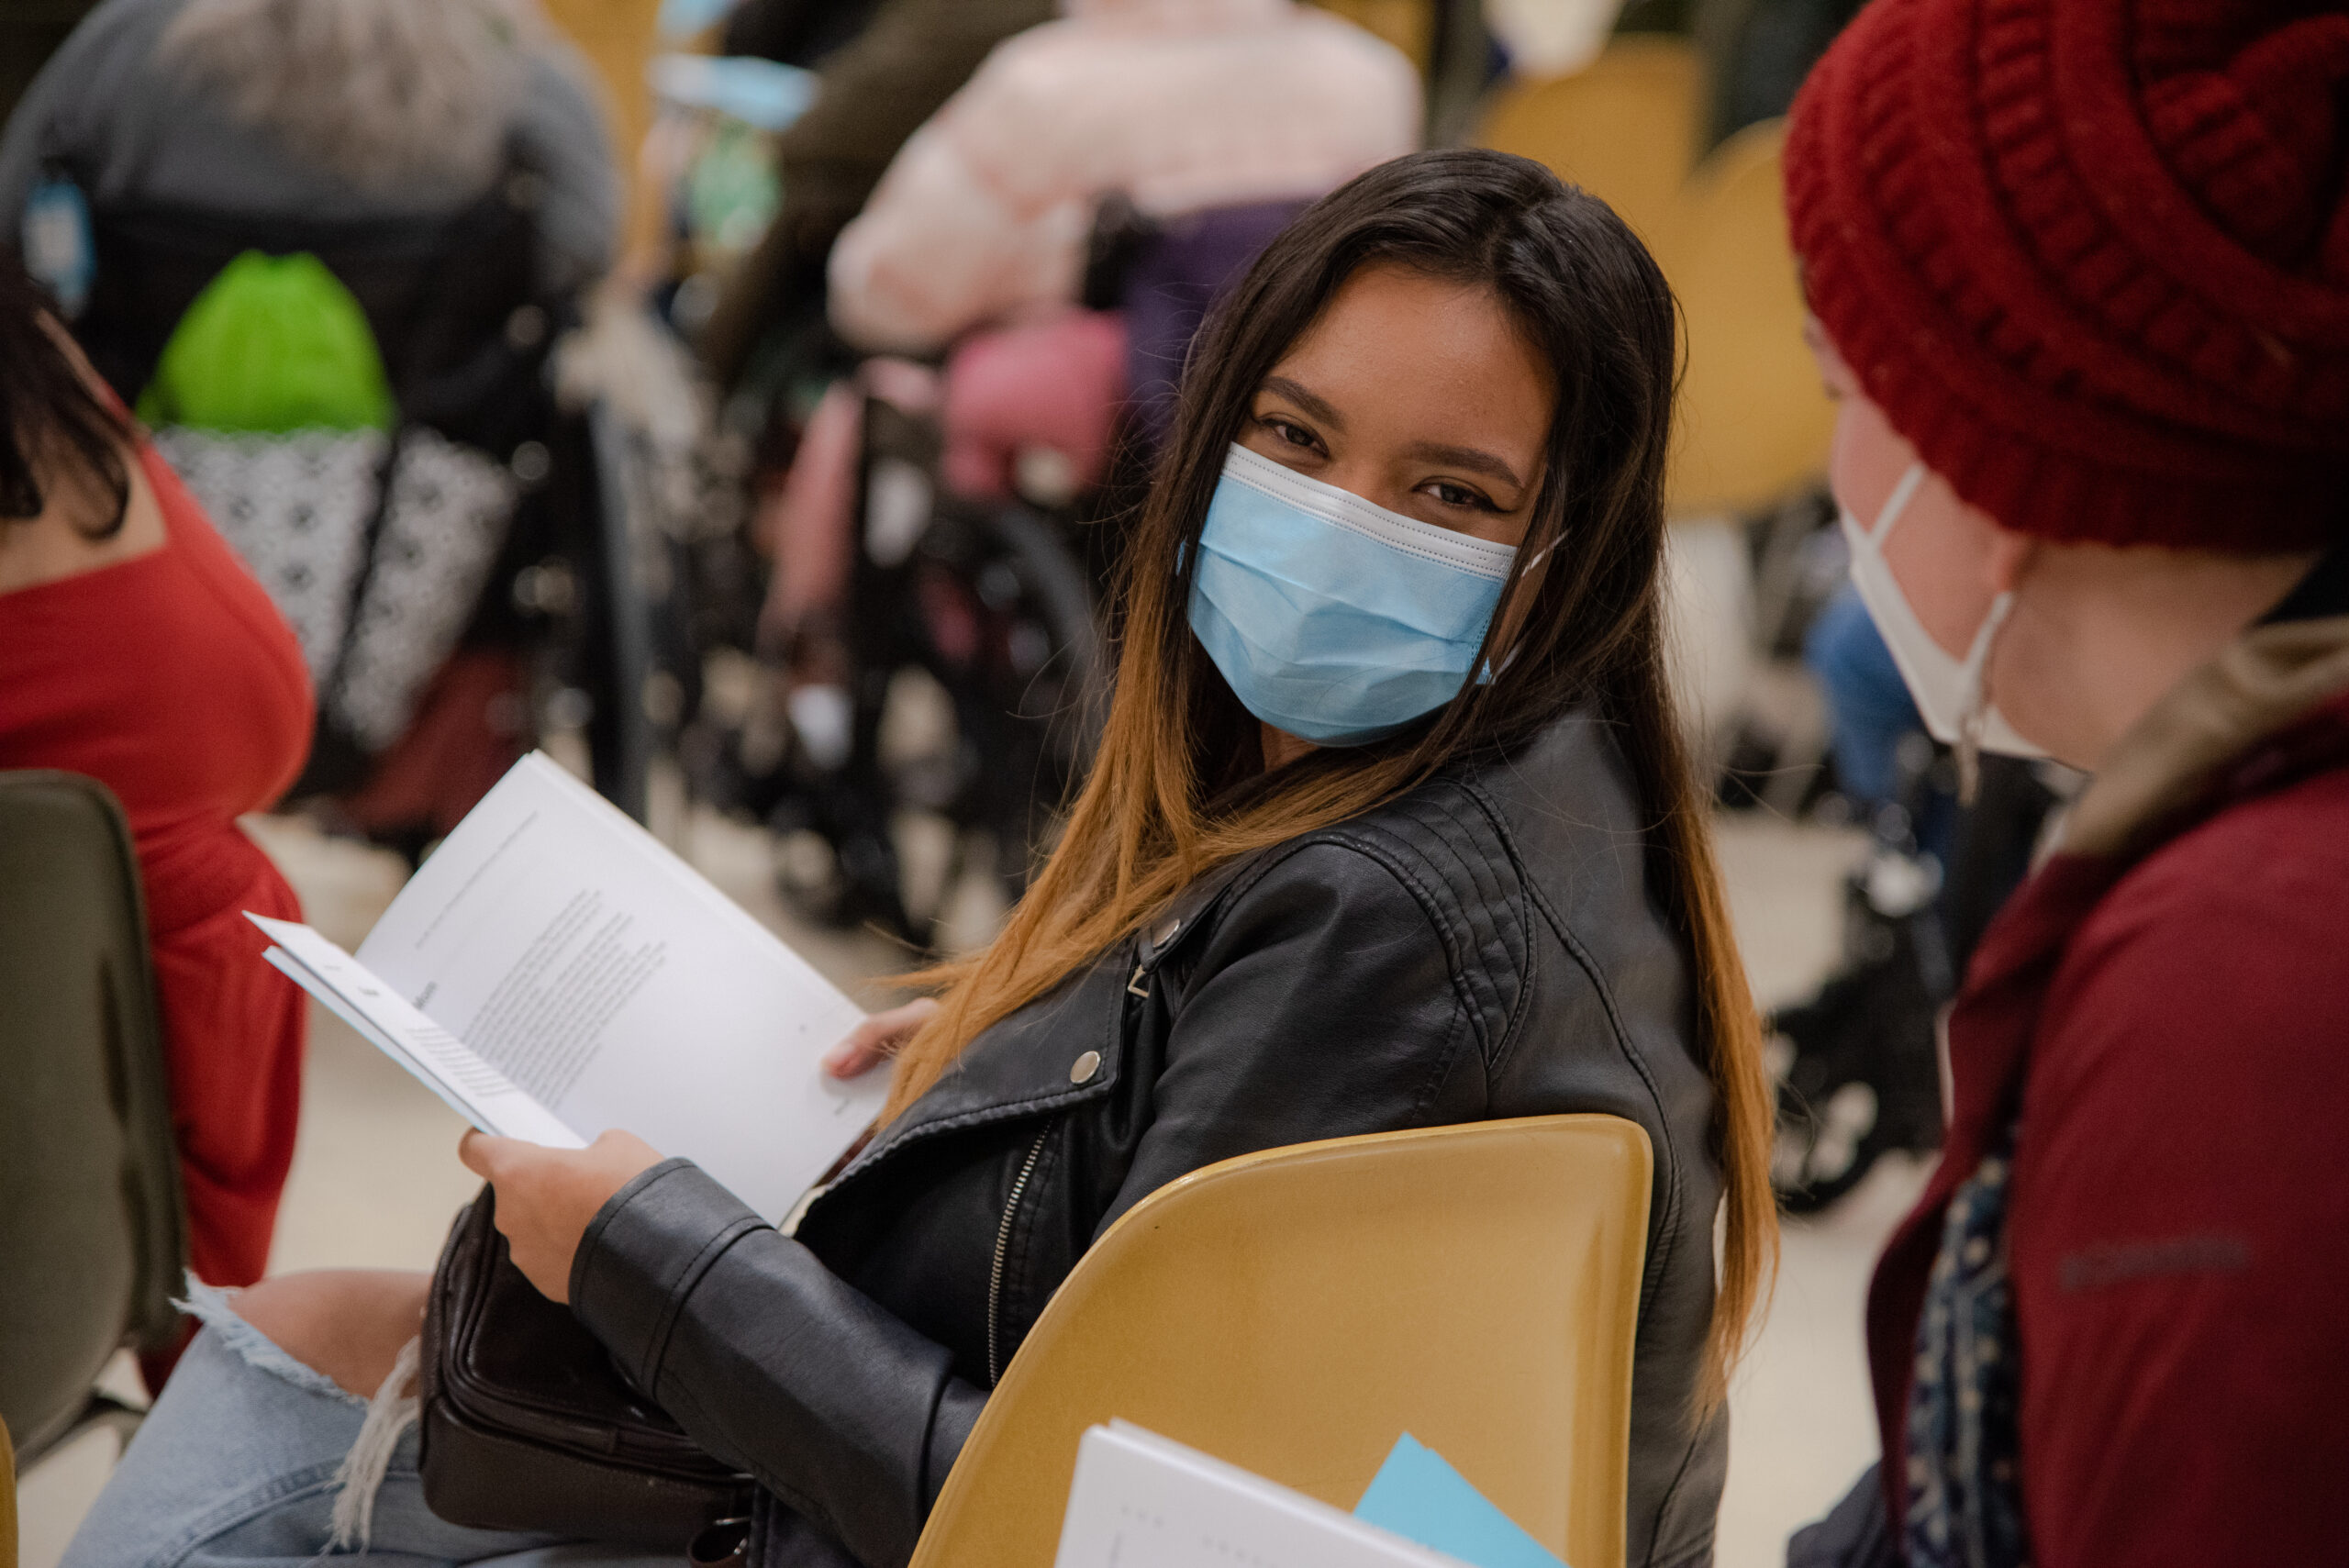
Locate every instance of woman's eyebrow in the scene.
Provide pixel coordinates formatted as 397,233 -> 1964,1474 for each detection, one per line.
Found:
1405,440 -> 1525,491
1259,375 -> 1347,430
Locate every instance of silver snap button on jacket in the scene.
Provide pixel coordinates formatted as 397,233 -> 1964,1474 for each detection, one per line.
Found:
1069,1050 -> 1102,1084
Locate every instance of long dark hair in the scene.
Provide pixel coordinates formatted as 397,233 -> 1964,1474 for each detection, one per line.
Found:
1,259 -> 132,537
886,150 -> 1776,1405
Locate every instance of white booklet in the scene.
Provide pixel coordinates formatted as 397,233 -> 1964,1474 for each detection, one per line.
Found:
1053,1423 -> 1469,1568
250,751 -> 886,1220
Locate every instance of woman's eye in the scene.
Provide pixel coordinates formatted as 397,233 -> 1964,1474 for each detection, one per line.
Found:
1427,481 -> 1491,510
1265,418 -> 1318,450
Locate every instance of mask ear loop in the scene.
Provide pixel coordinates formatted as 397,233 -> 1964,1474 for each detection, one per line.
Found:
1480,535 -> 1556,684
1954,589 -> 2018,806
1870,462 -> 1930,543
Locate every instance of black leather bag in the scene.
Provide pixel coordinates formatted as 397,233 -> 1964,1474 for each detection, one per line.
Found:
417,1187 -> 754,1550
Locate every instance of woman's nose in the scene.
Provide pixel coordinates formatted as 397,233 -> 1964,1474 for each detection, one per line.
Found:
1309,456 -> 1390,509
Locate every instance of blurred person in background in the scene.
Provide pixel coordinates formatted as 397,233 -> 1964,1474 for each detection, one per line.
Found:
749,0 -> 1420,806
67,150 -> 1772,1568
1,0 -> 621,851
0,0 -> 618,301
824,0 -> 1420,357
0,258 -> 313,1387
695,0 -> 1057,392
1779,0 -> 2349,1562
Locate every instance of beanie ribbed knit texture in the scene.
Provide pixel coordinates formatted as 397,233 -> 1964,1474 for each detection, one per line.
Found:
1785,0 -> 2349,552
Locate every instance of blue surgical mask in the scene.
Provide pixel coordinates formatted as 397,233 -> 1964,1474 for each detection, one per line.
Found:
1187,443 -> 1518,746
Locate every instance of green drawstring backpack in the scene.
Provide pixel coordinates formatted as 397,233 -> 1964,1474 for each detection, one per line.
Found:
135,249 -> 396,433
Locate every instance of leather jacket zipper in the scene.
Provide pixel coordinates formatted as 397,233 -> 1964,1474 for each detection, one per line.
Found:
986,1129 -> 1050,1387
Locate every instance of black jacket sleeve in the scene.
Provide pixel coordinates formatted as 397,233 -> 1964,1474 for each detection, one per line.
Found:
570,1157 -> 985,1567
566,840 -> 1478,1568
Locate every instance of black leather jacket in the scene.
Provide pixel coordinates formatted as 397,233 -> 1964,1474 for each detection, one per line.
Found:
569,708 -> 1729,1568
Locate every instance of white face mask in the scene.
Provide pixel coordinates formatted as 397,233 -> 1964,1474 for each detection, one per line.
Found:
1840,462 -> 2046,762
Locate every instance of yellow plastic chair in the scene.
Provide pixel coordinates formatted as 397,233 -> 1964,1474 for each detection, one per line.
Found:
1308,0 -> 1437,72
1664,118 -> 1833,517
907,1114 -> 1653,1568
1475,37 -> 1703,251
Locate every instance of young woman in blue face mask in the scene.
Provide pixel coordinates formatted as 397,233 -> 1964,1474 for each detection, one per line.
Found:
68,150 -> 1774,1568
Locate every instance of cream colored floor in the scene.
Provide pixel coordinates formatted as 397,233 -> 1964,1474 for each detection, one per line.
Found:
17,804 -> 1920,1568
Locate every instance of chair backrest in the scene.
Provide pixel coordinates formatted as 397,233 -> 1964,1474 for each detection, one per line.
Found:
76,183 -> 550,453
907,1114 -> 1653,1568
0,773 -> 185,1462
1308,0 -> 1438,71
1664,119 -> 1834,517
1475,37 -> 1703,254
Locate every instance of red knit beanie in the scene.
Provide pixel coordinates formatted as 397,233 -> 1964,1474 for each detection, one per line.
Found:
1784,0 -> 2349,552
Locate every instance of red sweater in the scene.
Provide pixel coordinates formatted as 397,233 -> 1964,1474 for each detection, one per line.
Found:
1866,691 -> 2349,1565
0,447 -> 313,1289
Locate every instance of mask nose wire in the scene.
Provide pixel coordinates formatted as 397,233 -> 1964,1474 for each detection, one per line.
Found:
1870,462 -> 1930,545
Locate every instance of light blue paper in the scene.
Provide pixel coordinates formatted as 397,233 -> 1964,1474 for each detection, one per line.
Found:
1353,1434 -> 1568,1568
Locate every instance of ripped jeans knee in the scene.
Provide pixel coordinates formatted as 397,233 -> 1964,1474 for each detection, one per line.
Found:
179,1277 -> 371,1407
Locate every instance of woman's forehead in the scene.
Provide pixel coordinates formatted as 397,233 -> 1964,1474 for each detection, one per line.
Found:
1265,264 -> 1553,460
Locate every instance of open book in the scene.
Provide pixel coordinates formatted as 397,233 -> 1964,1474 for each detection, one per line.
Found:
251,752 -> 886,1220
1054,1424 -> 1474,1568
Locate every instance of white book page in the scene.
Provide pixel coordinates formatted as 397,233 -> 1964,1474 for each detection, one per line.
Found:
1052,1424 -> 1464,1568
352,753 -> 885,1219
252,918 -> 584,1150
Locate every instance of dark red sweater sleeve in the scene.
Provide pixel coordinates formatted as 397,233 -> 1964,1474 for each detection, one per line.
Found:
2005,768 -> 2349,1567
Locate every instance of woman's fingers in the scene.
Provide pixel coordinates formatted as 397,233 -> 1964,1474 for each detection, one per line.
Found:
822,1029 -> 892,1078
451,1129 -> 666,1303
457,1127 -> 517,1179
822,996 -> 940,1078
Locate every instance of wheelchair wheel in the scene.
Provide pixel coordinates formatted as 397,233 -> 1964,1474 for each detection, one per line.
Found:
919,497 -> 1106,893
764,387 -> 1108,950
1768,873 -> 1951,1214
562,398 -> 698,833
797,502 -> 1101,949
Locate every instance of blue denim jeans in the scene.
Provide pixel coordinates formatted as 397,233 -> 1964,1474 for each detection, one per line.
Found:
62,1286 -> 680,1568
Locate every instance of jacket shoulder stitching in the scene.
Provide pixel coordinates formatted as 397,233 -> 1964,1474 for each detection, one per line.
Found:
1456,772 -> 1687,1319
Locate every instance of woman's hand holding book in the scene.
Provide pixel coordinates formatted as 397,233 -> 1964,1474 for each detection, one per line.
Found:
457,1127 -> 665,1303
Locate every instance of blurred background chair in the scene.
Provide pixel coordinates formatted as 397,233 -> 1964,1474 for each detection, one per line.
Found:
0,773 -> 187,1471
1657,117 -> 1833,774
1475,35 -> 1701,255
907,1115 -> 1653,1568
1664,120 -> 1829,523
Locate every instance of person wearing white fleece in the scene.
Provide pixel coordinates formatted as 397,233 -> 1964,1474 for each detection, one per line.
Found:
826,0 -> 1419,357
